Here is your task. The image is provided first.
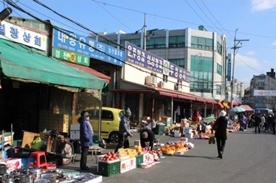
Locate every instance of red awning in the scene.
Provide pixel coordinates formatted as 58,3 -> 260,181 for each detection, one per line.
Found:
240,105 -> 254,112
61,61 -> 111,83
158,91 -> 178,98
177,94 -> 196,100
233,101 -> 239,106
206,99 -> 218,104
111,89 -> 154,94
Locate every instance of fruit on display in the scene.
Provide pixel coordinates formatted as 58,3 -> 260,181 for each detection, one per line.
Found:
161,142 -> 187,155
99,151 -> 118,161
134,145 -> 144,155
118,148 -> 138,158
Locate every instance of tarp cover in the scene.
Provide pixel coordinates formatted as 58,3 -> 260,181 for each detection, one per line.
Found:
240,105 -> 254,112
0,39 -> 106,90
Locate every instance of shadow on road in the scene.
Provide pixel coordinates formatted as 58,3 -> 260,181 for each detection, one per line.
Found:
174,154 -> 220,160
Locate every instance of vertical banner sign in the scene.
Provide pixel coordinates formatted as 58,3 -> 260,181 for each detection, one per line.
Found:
227,53 -> 232,81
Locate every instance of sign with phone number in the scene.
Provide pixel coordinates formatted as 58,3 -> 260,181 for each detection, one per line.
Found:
125,42 -> 190,82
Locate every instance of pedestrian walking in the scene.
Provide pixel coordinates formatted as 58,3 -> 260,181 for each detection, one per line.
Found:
238,112 -> 247,131
266,113 -> 274,132
254,114 -> 261,134
114,108 -> 133,153
260,114 -> 265,131
270,113 -> 275,134
212,110 -> 228,159
78,110 -> 93,170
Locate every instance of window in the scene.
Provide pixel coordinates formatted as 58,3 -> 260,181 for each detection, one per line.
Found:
191,36 -> 213,51
169,36 -> 185,48
190,55 -> 213,93
120,39 -> 141,48
216,85 -> 221,94
217,42 -> 222,55
147,37 -> 166,49
163,75 -> 168,82
217,63 -> 222,75
169,58 -> 185,69
90,109 -> 114,120
102,110 -> 114,120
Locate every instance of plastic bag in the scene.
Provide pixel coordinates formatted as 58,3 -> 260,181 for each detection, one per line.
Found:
208,136 -> 216,144
30,137 -> 44,150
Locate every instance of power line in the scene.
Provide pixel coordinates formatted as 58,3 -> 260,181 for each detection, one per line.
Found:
4,0 -> 197,89
199,0 -> 234,39
193,0 -> 224,36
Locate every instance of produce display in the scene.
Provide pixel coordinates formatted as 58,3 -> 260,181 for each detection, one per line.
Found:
99,151 -> 118,162
117,148 -> 138,158
161,141 -> 187,155
134,145 -> 144,155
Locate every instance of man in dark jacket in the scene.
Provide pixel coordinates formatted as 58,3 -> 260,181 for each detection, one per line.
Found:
254,114 -> 261,134
140,124 -> 155,150
114,108 -> 133,153
213,110 -> 228,159
78,111 -> 93,170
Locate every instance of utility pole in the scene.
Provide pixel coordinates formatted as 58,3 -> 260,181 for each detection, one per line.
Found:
143,13 -> 147,51
230,29 -> 249,108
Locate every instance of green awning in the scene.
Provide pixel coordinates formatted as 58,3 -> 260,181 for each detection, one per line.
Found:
0,39 -> 106,90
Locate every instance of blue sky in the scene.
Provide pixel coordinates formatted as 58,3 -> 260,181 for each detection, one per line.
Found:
2,0 -> 276,87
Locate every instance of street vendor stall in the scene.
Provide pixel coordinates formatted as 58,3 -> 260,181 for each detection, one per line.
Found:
18,130 -> 75,166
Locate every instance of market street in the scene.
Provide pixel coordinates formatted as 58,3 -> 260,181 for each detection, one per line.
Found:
62,129 -> 276,183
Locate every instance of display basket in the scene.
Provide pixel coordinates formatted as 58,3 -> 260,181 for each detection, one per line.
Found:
175,148 -> 187,153
162,150 -> 175,155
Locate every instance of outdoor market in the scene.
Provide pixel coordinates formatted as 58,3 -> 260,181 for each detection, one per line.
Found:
0,105 -> 256,183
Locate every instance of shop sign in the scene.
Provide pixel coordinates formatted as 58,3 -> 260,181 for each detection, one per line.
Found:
125,42 -> 190,82
52,28 -> 125,67
0,21 -> 48,51
253,90 -> 276,96
52,48 -> 90,66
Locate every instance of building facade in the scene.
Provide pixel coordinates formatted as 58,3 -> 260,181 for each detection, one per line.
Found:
246,68 -> 276,111
93,25 -> 228,102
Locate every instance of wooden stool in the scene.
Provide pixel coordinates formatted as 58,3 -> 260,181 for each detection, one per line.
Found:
88,146 -> 102,161
29,151 -> 48,169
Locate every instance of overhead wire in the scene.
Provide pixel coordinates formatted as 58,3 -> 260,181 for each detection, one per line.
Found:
4,0 -> 199,89
4,0 -> 264,88
92,0 -> 134,32
30,0 -> 217,87
193,0 -> 224,36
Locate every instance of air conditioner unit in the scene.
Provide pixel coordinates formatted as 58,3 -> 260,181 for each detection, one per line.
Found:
145,76 -> 157,86
158,81 -> 164,88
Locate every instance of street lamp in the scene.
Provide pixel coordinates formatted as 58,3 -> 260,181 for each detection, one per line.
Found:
230,29 -> 249,108
0,7 -> 12,23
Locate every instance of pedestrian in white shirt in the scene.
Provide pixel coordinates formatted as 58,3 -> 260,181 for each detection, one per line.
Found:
260,114 -> 266,131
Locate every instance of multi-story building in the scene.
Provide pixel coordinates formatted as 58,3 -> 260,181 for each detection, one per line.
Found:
92,26 -> 232,112
93,26 -> 228,101
246,68 -> 276,110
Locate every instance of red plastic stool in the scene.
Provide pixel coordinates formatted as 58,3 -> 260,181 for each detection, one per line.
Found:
29,151 -> 48,169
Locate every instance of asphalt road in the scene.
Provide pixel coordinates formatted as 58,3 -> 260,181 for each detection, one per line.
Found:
62,128 -> 276,183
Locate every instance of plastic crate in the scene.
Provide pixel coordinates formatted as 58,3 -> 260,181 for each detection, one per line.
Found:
156,124 -> 165,135
136,154 -> 144,167
98,160 -> 120,177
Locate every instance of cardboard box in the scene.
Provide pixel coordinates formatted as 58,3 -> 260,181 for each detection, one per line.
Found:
6,158 -> 21,171
70,124 -> 80,130
21,131 -> 40,148
70,130 -> 80,139
120,158 -> 136,173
